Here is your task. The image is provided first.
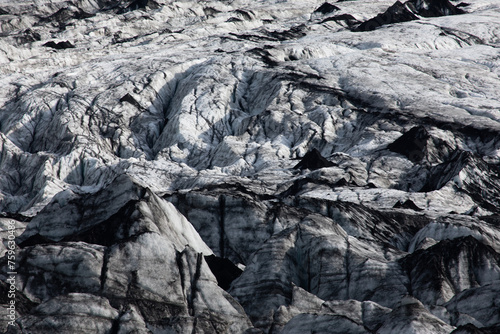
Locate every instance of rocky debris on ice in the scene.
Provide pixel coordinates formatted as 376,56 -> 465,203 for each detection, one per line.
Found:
355,0 -> 465,32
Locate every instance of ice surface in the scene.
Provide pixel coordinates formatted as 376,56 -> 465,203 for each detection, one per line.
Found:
1,0 -> 500,332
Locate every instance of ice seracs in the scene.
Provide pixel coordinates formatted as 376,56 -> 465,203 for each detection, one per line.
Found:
1,0 -> 500,333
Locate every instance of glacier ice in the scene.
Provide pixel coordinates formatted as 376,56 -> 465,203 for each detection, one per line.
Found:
1,0 -> 500,333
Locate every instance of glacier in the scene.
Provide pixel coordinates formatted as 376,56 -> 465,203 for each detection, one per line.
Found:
1,0 -> 500,333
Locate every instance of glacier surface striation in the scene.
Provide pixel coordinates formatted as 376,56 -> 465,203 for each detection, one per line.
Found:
1,0 -> 500,333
